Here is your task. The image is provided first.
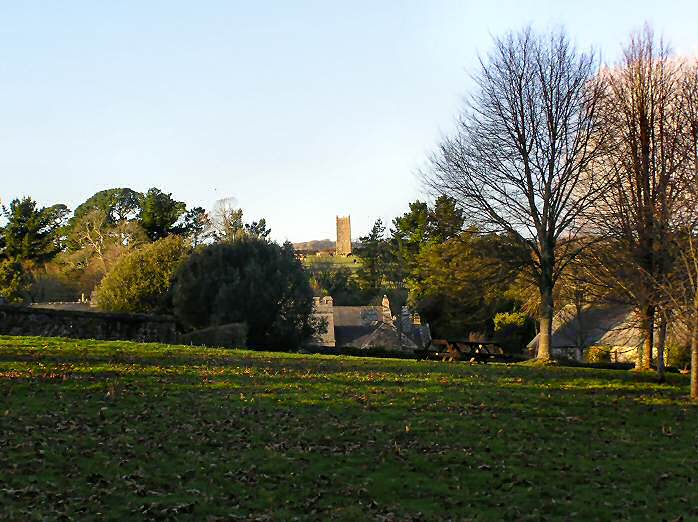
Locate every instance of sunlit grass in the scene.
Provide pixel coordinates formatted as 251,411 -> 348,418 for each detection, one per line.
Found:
0,335 -> 696,520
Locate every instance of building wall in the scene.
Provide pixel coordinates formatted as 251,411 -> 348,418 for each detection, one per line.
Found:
551,344 -> 640,363
335,216 -> 352,256
310,296 -> 336,347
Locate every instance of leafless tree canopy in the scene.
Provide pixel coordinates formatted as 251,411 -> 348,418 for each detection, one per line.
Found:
212,197 -> 244,241
429,28 -> 604,250
426,27 -> 605,360
594,30 -> 686,248
676,59 -> 698,396
585,28 -> 693,370
682,60 -> 698,200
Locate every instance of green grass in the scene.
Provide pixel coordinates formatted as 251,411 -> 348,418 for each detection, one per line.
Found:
1,336 -> 696,521
303,253 -> 362,272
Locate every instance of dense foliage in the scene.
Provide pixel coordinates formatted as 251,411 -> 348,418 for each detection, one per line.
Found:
0,188 -> 211,300
93,236 -> 191,313
1,197 -> 68,263
70,188 -> 141,226
344,196 -> 530,339
172,238 -> 319,348
309,263 -> 366,305
138,188 -> 187,241
407,231 -> 522,338
0,259 -> 31,303
493,311 -> 535,353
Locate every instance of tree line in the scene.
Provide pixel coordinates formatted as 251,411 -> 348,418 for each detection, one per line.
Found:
0,188 -> 317,348
310,196 -> 534,351
0,188 -> 270,302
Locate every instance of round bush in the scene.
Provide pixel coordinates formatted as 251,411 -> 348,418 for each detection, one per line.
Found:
585,345 -> 612,364
171,238 -> 319,349
94,235 -> 190,313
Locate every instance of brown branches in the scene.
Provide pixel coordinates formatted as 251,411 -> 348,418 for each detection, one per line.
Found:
591,27 -> 693,371
426,27 -> 604,360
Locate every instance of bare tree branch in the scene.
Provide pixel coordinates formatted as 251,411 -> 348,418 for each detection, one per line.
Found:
425,27 -> 605,361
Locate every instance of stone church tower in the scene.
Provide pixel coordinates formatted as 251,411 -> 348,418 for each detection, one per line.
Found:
336,216 -> 352,256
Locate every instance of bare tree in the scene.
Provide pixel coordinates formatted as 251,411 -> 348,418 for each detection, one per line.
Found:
665,231 -> 698,399
674,59 -> 698,398
211,197 -> 245,241
685,240 -> 698,401
427,27 -> 605,361
592,27 -> 687,371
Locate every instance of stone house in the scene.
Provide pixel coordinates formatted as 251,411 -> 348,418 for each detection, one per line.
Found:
309,295 -> 430,351
527,304 -> 686,363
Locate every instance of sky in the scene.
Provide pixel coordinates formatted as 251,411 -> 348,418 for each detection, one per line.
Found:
1,1 -> 697,243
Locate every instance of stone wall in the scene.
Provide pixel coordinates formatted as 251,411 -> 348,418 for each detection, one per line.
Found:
310,296 -> 336,347
0,304 -> 177,344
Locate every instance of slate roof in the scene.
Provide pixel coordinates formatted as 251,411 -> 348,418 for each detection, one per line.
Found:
527,304 -> 645,350
333,306 -> 417,350
333,306 -> 383,348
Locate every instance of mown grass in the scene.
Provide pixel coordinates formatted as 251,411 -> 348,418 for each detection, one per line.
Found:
0,336 -> 696,521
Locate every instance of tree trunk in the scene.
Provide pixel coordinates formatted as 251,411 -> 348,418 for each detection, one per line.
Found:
574,292 -> 585,354
638,304 -> 655,370
691,330 -> 697,401
538,286 -> 554,361
691,297 -> 698,401
656,313 -> 667,382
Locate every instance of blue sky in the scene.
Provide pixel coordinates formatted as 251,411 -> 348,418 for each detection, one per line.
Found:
1,1 -> 696,242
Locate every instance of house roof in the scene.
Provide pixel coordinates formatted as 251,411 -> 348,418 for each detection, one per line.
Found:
346,322 -> 418,350
333,306 -> 383,348
332,305 -> 418,350
527,304 -> 645,349
333,306 -> 384,327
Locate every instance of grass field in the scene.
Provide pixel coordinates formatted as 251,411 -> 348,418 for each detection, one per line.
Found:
1,336 -> 697,521
302,253 -> 362,273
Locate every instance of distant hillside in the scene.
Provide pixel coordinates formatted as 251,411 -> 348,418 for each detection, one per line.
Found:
293,239 -> 335,252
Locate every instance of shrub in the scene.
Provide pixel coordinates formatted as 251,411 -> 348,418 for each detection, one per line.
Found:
94,236 -> 190,313
172,238 -> 320,349
180,323 -> 248,349
493,311 -> 533,353
585,345 -> 611,363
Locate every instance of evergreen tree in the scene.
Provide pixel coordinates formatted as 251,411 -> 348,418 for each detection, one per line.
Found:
408,231 -> 516,338
71,188 -> 142,225
355,219 -> 388,292
428,196 -> 465,244
1,197 -> 68,263
244,218 -> 272,240
174,207 -> 215,246
0,258 -> 31,303
391,201 -> 430,269
138,188 -> 186,241
172,238 -> 319,348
